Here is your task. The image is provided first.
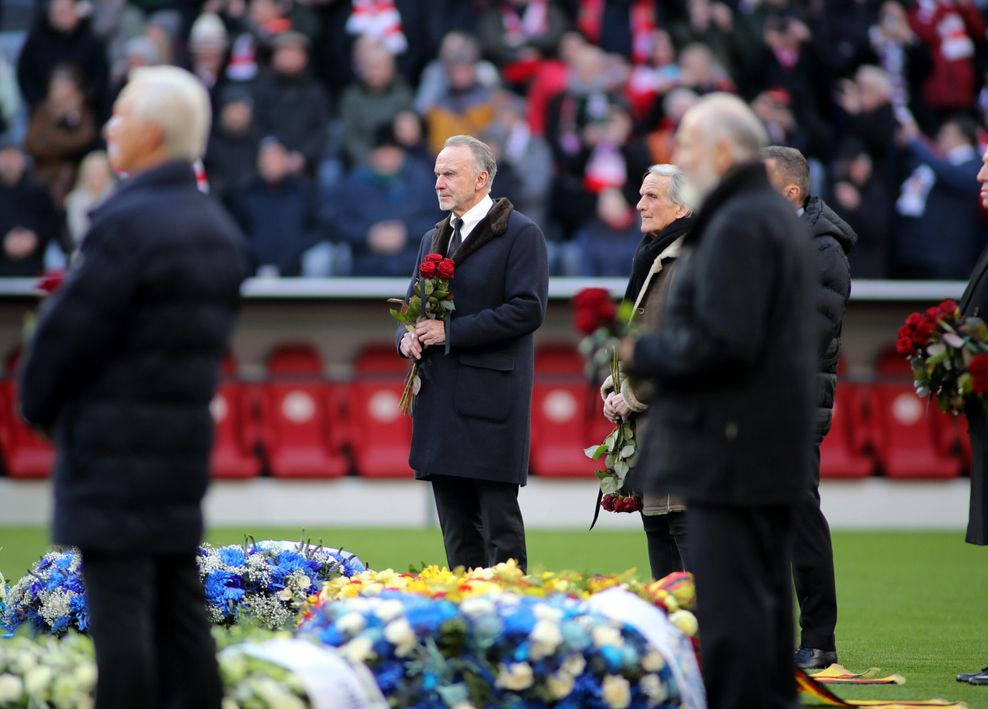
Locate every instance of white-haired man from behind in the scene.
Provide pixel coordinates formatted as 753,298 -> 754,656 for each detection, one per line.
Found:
622,93 -> 817,709
19,66 -> 247,708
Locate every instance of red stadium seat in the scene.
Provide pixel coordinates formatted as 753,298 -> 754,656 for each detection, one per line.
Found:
868,349 -> 963,479
0,350 -> 54,478
259,343 -> 347,478
530,343 -> 601,477
819,381 -> 875,478
347,345 -> 413,478
209,356 -> 261,479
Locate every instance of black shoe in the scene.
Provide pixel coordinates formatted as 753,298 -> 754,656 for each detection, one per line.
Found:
794,647 -> 838,670
958,667 -> 988,684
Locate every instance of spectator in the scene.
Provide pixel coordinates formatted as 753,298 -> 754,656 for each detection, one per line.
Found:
24,64 -> 98,207
751,88 -> 815,156
326,124 -> 440,276
574,186 -> 643,276
64,150 -> 115,250
524,30 -> 587,136
828,139 -> 892,278
204,85 -> 261,204
186,12 -> 230,98
340,37 -> 413,168
643,87 -> 698,165
91,0 -> 146,86
16,0 -> 110,118
391,109 -> 432,167
144,10 -> 183,68
476,0 -> 570,89
676,43 -> 734,96
0,139 -> 60,277
423,33 -> 499,156
836,65 -> 900,195
414,31 -> 501,116
108,36 -> 161,108
892,114 -> 983,279
626,28 -> 681,122
252,31 -> 331,176
671,0 -> 749,74
907,0 -> 985,128
575,0 -> 667,65
0,52 -> 21,139
229,137 -> 321,277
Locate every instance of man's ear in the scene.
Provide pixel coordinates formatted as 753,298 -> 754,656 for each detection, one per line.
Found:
476,170 -> 489,191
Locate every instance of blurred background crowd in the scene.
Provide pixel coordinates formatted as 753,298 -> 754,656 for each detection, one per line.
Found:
0,0 -> 986,280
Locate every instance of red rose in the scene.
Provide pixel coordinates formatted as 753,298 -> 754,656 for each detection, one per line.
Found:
896,337 -> 914,355
437,258 -> 455,280
419,260 -> 437,278
939,299 -> 959,316
905,312 -> 925,327
573,287 -> 617,334
426,253 -> 443,263
897,325 -> 912,340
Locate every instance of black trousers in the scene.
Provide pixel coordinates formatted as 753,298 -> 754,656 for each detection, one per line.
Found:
641,510 -> 688,580
792,445 -> 838,650
80,550 -> 222,709
689,503 -> 796,709
431,475 -> 527,571
966,404 -> 988,545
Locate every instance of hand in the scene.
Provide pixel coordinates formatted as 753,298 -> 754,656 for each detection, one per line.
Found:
368,220 -> 408,254
711,3 -> 733,30
835,79 -> 861,115
415,319 -> 446,348
4,228 -> 39,260
896,114 -> 920,145
399,330 -> 422,360
833,181 -> 861,211
603,391 -> 632,423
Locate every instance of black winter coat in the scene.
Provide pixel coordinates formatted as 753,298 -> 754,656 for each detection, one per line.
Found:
19,161 -> 246,553
802,195 -> 856,441
397,198 -> 549,485
629,163 -> 816,507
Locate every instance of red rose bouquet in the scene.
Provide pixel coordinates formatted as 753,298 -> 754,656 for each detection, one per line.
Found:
898,298 -> 988,414
388,253 -> 456,414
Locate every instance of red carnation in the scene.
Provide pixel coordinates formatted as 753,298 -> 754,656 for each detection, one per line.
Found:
896,337 -> 914,355
437,258 -> 455,280
939,299 -> 959,317
419,260 -> 437,278
425,253 -> 443,263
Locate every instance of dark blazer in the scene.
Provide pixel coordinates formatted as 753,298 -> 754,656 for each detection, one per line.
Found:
19,161 -> 246,553
961,246 -> 988,545
802,195 -> 856,441
397,198 -> 549,485
630,162 -> 816,507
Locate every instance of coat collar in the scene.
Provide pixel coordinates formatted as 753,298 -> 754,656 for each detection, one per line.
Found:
92,160 -> 197,219
630,236 -> 685,315
431,197 -> 514,267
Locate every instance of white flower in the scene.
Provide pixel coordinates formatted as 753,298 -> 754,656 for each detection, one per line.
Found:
222,699 -> 240,709
602,675 -> 631,709
459,597 -> 495,618
592,625 -> 622,648
336,612 -> 367,635
533,604 -> 563,622
339,636 -> 375,664
669,609 -> 698,637
73,663 -> 97,690
561,653 -> 586,677
286,569 -> 311,592
640,674 -> 668,703
546,672 -> 574,699
641,651 -> 666,672
495,662 -> 534,691
0,674 -> 24,703
384,618 -> 417,657
528,620 -> 562,660
24,665 -> 54,696
373,599 -> 405,622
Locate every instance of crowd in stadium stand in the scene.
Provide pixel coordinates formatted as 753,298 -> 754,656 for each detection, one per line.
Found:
0,0 -> 986,279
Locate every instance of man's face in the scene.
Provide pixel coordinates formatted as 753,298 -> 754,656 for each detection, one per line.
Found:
0,147 -> 25,185
637,174 -> 683,234
105,90 -> 153,174
674,113 -> 720,200
48,0 -> 79,33
434,145 -> 484,215
977,147 -> 988,209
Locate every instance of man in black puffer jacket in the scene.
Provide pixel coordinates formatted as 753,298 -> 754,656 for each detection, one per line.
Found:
19,66 -> 246,709
764,146 -> 857,672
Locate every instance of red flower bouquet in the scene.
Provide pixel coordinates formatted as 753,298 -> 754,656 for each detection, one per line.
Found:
898,299 -> 988,414
389,254 -> 456,414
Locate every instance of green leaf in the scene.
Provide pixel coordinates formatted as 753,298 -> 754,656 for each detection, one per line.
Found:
425,280 -> 435,297
600,477 -> 622,495
619,444 -> 636,459
614,460 -> 630,478
585,444 -> 607,460
594,468 -> 613,481
441,300 -> 456,311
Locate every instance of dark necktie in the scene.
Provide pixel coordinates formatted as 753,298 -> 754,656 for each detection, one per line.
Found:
449,217 -> 463,255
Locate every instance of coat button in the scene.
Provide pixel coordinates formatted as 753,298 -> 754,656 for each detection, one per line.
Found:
637,307 -> 645,315
725,422 -> 738,441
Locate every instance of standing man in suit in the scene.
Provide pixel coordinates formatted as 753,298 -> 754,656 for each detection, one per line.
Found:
19,66 -> 246,709
398,134 -> 549,572
954,146 -> 988,686
763,145 -> 857,671
623,94 -> 816,708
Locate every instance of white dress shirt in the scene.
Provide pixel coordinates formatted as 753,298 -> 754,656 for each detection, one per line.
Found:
450,194 -> 494,252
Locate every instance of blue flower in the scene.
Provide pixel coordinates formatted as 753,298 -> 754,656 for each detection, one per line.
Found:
218,546 -> 247,568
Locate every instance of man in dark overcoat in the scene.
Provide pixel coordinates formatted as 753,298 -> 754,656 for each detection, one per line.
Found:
18,66 -> 246,709
623,94 -> 816,709
955,146 -> 988,686
764,145 -> 857,671
397,134 -> 549,572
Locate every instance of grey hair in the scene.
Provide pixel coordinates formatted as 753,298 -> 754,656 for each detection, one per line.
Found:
443,134 -> 497,190
645,164 -> 695,215
124,66 -> 212,160
690,92 -> 768,161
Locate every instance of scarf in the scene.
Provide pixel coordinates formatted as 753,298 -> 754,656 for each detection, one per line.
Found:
623,215 -> 693,303
346,0 -> 407,55
578,0 -> 658,64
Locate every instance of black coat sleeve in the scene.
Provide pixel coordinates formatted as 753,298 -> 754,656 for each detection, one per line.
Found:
813,235 -> 851,359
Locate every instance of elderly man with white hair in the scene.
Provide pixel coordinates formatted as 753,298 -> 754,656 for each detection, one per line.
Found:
19,66 -> 246,708
622,93 -> 816,709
